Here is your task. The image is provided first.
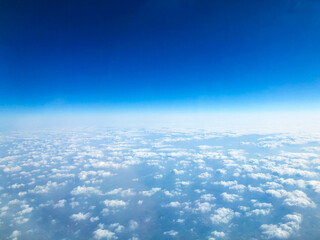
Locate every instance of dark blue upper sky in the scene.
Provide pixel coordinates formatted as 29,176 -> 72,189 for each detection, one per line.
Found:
1,0 -> 320,111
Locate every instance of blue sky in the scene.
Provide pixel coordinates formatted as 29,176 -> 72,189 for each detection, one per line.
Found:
1,0 -> 320,112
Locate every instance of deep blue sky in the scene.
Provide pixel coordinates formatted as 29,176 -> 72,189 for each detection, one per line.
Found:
1,0 -> 320,112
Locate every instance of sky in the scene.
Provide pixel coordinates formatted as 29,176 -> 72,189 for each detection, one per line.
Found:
1,0 -> 320,114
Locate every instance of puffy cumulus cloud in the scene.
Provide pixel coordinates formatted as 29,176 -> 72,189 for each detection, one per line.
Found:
10,230 -> 20,240
93,228 -> 117,240
196,202 -> 215,213
198,145 -> 215,150
216,169 -> 227,175
173,169 -> 184,175
212,231 -> 225,238
79,170 -> 98,180
283,190 -> 316,208
167,201 -> 181,208
248,185 -> 264,193
18,205 -> 33,215
280,151 -> 319,159
220,192 -> 243,202
104,200 -> 127,208
261,182 -> 283,189
198,172 -> 212,179
133,150 -> 157,158
4,166 -> 22,173
266,189 -> 288,198
54,199 -> 66,208
278,178 -> 306,188
241,164 -> 258,172
228,149 -> 246,161
106,188 -> 135,197
10,183 -> 25,189
71,186 -> 102,195
109,223 -> 125,233
201,194 -> 216,201
266,189 -> 315,208
246,208 -> 271,216
248,173 -> 272,180
8,199 -> 21,205
70,212 -> 90,221
253,202 -> 272,208
90,216 -> 100,222
267,165 -> 317,178
91,161 -> 127,169
163,190 -> 180,197
213,180 -> 246,192
29,181 -> 63,194
308,180 -> 320,193
129,220 -> 139,231
261,213 -> 302,239
140,188 -> 161,197
256,134 -> 313,148
210,208 -> 240,224
175,180 -> 192,186
163,230 -> 178,236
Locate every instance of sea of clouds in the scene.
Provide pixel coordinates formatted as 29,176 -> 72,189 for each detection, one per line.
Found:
1,128 -> 320,239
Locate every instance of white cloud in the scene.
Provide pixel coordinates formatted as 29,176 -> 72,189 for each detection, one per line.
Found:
253,202 -> 272,208
266,189 -> 288,198
198,172 -> 212,179
93,228 -> 117,240
71,186 -> 102,195
109,223 -> 124,233
129,220 -> 139,231
220,192 -> 243,202
210,208 -> 240,224
140,188 -> 161,197
90,216 -> 100,222
18,205 -> 33,215
248,185 -> 264,193
54,199 -> 66,208
196,202 -> 215,213
106,188 -> 135,197
201,194 -> 216,201
261,213 -> 301,239
284,190 -> 316,208
214,180 -> 246,192
29,181 -> 62,194
248,173 -> 272,180
212,231 -> 225,238
247,208 -> 271,216
163,230 -> 178,236
10,183 -> 25,189
10,230 -> 20,240
168,201 -> 181,207
91,161 -> 123,169
104,200 -> 127,208
267,166 -> 317,178
266,189 -> 315,208
308,180 -> 320,193
176,181 -> 191,186
71,212 -> 90,221
4,166 -> 22,172
173,169 -> 184,175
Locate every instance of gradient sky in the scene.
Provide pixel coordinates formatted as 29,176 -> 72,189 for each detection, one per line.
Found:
1,0 -> 320,112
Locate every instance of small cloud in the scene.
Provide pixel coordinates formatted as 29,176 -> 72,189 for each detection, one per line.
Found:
70,212 -> 90,221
